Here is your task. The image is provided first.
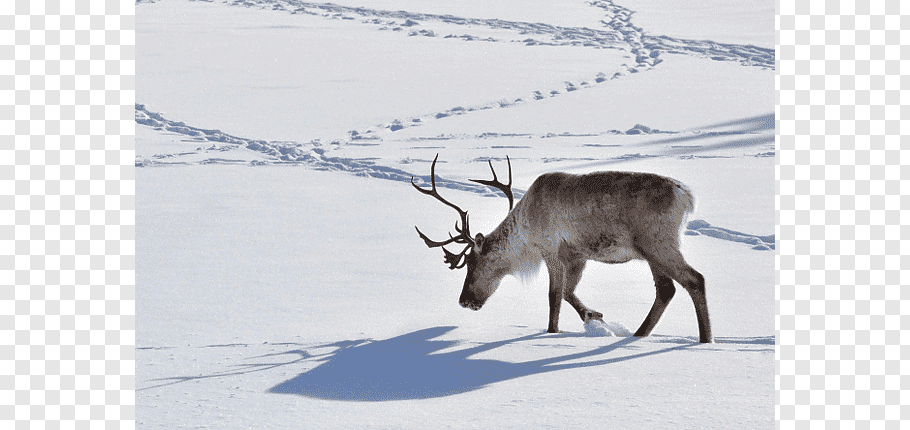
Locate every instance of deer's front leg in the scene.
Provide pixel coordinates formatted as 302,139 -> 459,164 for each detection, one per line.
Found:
544,254 -> 566,333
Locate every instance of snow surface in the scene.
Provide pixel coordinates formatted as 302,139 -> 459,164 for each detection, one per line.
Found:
136,0 -> 775,428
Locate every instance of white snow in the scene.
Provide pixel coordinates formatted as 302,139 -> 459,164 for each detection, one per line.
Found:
136,0 -> 774,428
584,320 -> 633,337
623,0 -> 776,48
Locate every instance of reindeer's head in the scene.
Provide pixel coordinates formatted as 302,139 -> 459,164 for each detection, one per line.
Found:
411,154 -> 514,311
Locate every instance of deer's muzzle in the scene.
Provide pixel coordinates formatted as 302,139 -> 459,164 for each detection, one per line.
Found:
459,290 -> 485,311
460,300 -> 483,311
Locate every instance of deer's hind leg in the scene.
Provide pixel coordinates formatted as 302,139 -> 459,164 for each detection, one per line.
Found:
636,242 -> 713,343
633,260 -> 676,337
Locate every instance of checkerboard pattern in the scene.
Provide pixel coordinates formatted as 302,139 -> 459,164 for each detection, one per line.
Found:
2,0 -> 907,428
777,1 -> 909,428
2,0 -> 135,428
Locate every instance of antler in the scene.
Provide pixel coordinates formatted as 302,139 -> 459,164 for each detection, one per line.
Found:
411,154 -> 475,270
470,156 -> 513,210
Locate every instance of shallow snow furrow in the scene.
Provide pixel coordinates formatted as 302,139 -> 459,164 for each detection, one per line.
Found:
142,0 -> 772,71
686,219 -> 775,251
225,0 -> 626,49
206,0 -> 652,136
137,103 -> 773,249
588,0 -> 773,70
643,35 -> 775,69
136,1 -> 673,140
361,65 -> 648,136
200,0 -> 773,140
135,104 -> 526,200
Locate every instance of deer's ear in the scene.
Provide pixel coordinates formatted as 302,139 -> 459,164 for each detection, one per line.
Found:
474,233 -> 485,252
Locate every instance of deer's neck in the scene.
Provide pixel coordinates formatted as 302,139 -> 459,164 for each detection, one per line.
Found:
488,200 -> 541,279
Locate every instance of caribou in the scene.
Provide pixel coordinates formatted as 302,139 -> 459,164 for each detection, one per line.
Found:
411,155 -> 713,343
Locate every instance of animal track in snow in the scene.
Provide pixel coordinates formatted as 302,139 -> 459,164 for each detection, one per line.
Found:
135,104 -> 523,200
135,105 -> 771,250
686,219 -> 775,251
197,0 -> 772,137
368,63 -> 639,136
140,1 -> 771,143
220,0 -> 773,70
588,0 -> 774,70
228,0 -> 626,49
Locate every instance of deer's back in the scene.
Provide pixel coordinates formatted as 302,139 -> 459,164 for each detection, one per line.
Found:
517,171 -> 694,260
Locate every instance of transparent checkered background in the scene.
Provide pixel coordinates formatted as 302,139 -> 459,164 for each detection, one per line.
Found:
1,0 -> 906,428
2,0 -> 136,429
777,1 -> 910,429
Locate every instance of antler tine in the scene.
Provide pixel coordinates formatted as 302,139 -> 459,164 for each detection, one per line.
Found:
442,244 -> 472,269
414,226 -> 470,249
411,154 -> 475,254
414,225 -> 472,269
469,155 -> 514,210
454,214 -> 469,237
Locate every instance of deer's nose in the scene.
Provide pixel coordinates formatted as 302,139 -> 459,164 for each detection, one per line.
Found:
459,290 -> 483,310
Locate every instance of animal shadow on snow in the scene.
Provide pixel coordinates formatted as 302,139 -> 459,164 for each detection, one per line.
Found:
267,326 -> 696,401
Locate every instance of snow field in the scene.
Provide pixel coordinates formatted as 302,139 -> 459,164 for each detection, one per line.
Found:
136,0 -> 775,428
138,165 -> 773,428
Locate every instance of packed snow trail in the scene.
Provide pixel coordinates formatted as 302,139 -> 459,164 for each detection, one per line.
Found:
135,104 -> 773,250
219,0 -> 774,69
136,0 -> 773,140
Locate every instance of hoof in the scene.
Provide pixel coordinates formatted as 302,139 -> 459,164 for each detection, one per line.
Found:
584,310 -> 604,323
